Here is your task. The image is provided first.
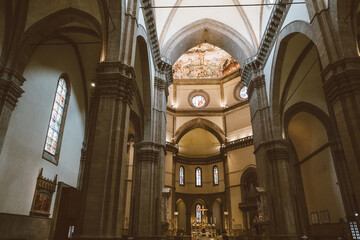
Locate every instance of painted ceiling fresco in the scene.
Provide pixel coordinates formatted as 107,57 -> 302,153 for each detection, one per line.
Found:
173,43 -> 240,79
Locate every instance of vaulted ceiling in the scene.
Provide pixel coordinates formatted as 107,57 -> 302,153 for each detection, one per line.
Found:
153,0 -> 274,56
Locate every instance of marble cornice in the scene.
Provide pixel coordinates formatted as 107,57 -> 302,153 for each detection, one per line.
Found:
223,136 -> 254,152
241,0 -> 292,85
174,154 -> 226,165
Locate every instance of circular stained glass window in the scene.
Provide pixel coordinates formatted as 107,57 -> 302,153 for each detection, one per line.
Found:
192,95 -> 206,108
240,86 -> 248,99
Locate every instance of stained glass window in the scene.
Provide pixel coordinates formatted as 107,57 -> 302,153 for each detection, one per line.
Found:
195,167 -> 202,186
192,95 -> 206,108
240,86 -> 248,99
196,204 -> 202,222
44,78 -> 67,156
179,166 -> 184,186
213,166 -> 219,185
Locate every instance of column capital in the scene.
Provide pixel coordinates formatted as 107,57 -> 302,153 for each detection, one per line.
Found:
94,61 -> 136,104
322,58 -> 360,105
254,139 -> 289,155
247,70 -> 265,101
0,67 -> 25,110
134,142 -> 163,163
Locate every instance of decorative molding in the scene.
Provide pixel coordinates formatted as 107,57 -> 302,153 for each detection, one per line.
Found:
0,67 -> 25,110
322,58 -> 360,105
267,147 -> 289,162
247,72 -> 266,100
30,168 -> 57,218
166,141 -> 179,154
223,136 -> 254,152
134,141 -> 166,161
241,0 -> 292,85
141,1 -> 173,85
174,154 -> 226,165
95,61 -> 136,104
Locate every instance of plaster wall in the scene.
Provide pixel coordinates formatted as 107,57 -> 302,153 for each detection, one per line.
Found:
25,0 -> 101,31
288,112 -> 346,224
175,84 -> 221,109
223,77 -> 240,107
225,106 -> 252,134
175,162 -> 225,194
161,0 -> 255,48
226,146 -> 256,230
165,151 -> 174,187
175,116 -> 223,133
0,44 -> 85,217
281,0 -> 310,29
283,46 -> 329,116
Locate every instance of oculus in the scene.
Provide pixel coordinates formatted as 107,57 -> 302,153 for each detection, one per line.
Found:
240,86 -> 248,99
188,90 -> 210,108
192,95 -> 206,108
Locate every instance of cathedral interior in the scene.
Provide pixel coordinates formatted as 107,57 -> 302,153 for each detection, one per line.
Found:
0,0 -> 359,240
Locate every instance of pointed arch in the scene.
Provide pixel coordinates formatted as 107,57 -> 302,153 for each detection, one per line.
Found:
162,18 -> 256,67
174,118 -> 225,144
15,7 -> 102,74
270,21 -> 324,137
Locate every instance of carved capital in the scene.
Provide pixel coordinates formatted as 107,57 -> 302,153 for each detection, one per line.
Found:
322,58 -> 360,105
154,76 -> 167,91
134,142 -> 162,163
248,71 -> 265,100
267,147 -> 289,162
0,67 -> 25,110
95,62 -> 136,104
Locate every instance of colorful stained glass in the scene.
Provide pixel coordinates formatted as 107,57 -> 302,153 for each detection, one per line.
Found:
196,204 -> 202,222
179,166 -> 184,186
44,78 -> 67,155
196,167 -> 202,186
192,95 -> 206,108
213,166 -> 219,185
240,86 -> 248,99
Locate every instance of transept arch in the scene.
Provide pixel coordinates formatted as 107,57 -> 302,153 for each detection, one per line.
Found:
161,18 -> 255,67
174,118 -> 225,144
134,35 -> 152,139
269,24 -> 327,137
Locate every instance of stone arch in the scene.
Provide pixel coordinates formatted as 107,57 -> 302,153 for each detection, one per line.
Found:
270,21 -> 324,137
15,7 -> 102,74
161,18 -> 256,67
134,35 -> 152,141
174,118 -> 225,144
130,110 -> 143,143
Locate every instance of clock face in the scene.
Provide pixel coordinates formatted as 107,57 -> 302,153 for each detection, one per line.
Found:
192,95 -> 206,108
240,86 -> 248,99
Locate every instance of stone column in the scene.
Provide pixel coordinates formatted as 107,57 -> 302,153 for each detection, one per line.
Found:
131,142 -> 161,239
0,68 -> 24,155
248,68 -> 298,240
75,61 -> 135,239
322,58 -> 360,214
131,68 -> 168,239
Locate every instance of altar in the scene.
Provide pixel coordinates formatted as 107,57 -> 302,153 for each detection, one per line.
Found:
191,221 -> 219,240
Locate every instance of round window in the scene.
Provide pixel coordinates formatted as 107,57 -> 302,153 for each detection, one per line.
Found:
240,86 -> 248,99
192,95 -> 206,108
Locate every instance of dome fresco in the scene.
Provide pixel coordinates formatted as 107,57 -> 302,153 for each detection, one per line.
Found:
173,43 -> 240,79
